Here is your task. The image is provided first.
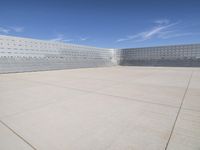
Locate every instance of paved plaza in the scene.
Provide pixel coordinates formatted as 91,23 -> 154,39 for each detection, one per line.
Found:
0,66 -> 200,150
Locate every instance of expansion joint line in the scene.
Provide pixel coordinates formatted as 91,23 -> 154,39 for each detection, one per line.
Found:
164,71 -> 194,150
0,120 -> 37,150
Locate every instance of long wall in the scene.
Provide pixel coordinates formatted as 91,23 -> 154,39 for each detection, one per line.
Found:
0,35 -> 114,73
1,35 -> 200,73
119,44 -> 200,67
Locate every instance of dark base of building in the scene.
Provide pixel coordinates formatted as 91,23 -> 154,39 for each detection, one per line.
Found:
119,59 -> 200,67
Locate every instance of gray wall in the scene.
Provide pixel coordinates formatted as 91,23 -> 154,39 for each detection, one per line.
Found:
119,44 -> 200,67
0,35 -> 114,73
1,35 -> 200,74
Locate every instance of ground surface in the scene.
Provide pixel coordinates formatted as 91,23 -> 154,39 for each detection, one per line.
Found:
0,66 -> 200,150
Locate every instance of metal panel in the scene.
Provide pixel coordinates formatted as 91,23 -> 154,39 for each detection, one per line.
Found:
0,35 -> 114,73
1,34 -> 200,73
119,44 -> 200,67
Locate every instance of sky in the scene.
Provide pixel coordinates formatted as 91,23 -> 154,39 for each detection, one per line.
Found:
0,0 -> 200,48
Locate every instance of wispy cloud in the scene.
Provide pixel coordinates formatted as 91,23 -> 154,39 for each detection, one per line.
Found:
142,22 -> 178,40
50,34 -> 89,43
80,37 -> 89,41
0,26 -> 24,34
154,19 -> 170,25
158,32 -> 200,39
0,27 -> 10,34
116,19 -> 197,43
10,26 -> 24,32
49,34 -> 73,42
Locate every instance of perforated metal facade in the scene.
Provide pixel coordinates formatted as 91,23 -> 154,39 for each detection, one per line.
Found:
0,35 -> 114,73
0,35 -> 200,73
120,44 -> 200,67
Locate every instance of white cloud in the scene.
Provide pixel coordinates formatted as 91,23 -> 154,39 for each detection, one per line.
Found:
80,37 -> 89,41
116,38 -> 128,42
0,27 -> 10,34
154,19 -> 170,25
116,19 -> 196,43
63,39 -> 73,42
10,26 -> 24,32
159,32 -> 200,39
143,22 -> 178,39
50,34 -> 65,41
116,33 -> 144,42
0,26 -> 24,34
49,34 -> 74,43
49,34 -> 90,43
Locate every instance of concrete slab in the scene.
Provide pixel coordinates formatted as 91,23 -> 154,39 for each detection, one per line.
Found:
183,70 -> 200,112
0,66 -> 200,150
0,85 -> 87,118
98,82 -> 186,107
183,88 -> 200,112
0,122 -> 33,150
0,76 -> 40,93
167,109 -> 200,150
189,71 -> 200,89
1,93 -> 178,150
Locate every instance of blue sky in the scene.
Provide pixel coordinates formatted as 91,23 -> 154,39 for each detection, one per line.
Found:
0,0 -> 200,48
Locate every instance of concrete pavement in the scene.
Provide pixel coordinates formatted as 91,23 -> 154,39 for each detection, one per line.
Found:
0,66 -> 200,150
